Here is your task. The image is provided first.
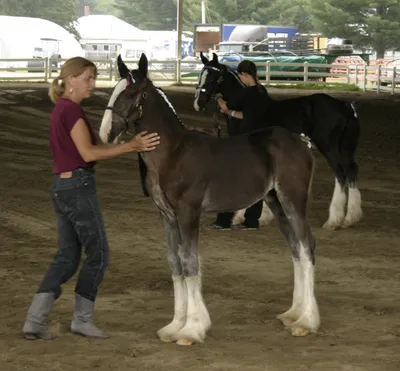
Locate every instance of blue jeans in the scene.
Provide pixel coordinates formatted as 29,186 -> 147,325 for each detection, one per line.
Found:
37,168 -> 109,302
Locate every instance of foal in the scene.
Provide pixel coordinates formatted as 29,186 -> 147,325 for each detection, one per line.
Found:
100,53 -> 320,345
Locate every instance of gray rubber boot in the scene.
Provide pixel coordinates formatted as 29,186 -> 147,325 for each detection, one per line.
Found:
23,292 -> 56,340
71,294 -> 109,339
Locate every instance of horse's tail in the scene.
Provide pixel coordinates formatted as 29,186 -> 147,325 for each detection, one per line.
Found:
138,154 -> 150,197
337,101 -> 360,186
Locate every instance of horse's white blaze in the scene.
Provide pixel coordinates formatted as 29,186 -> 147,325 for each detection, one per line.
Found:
99,78 -> 127,144
157,275 -> 187,342
174,274 -> 211,344
343,186 -> 363,227
350,102 -> 358,118
193,69 -> 208,112
292,244 -> 320,332
323,177 -> 347,230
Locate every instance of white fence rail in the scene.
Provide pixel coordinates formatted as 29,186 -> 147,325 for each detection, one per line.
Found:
0,58 -> 399,94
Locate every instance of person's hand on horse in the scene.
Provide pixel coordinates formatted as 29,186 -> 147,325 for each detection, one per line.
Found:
130,131 -> 161,152
217,97 -> 228,113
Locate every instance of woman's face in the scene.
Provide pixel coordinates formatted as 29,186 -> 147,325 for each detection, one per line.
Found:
239,72 -> 251,86
68,67 -> 97,100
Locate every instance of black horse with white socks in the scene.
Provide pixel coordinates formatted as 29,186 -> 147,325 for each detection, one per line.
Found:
100,54 -> 320,345
194,52 -> 363,231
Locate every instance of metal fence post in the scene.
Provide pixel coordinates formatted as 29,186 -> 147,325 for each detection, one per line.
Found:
363,65 -> 367,92
176,58 -> 181,83
44,58 -> 49,82
355,65 -> 358,86
391,66 -> 396,95
376,64 -> 381,94
265,61 -> 270,85
304,62 -> 308,83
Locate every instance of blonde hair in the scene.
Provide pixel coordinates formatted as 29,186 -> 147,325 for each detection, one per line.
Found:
49,57 -> 97,104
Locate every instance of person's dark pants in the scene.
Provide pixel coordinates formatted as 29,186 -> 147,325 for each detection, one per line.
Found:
37,168 -> 109,302
215,200 -> 263,228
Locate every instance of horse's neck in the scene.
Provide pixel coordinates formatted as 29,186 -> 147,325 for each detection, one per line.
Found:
220,70 -> 244,100
140,86 -> 184,148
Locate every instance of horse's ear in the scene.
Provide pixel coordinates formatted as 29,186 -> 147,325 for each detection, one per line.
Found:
212,53 -> 219,63
200,51 -> 209,65
117,54 -> 130,79
138,53 -> 148,76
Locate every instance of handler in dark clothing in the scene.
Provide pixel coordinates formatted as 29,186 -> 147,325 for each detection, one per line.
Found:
204,59 -> 271,230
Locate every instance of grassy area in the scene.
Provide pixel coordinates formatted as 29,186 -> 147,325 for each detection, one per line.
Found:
268,82 -> 361,91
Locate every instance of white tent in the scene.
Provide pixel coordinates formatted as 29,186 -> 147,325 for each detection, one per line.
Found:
0,15 -> 84,63
76,15 -> 147,42
75,15 -> 149,60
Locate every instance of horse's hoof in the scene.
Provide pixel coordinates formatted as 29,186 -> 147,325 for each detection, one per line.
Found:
176,338 -> 194,346
278,316 -> 295,327
291,327 -> 311,337
322,221 -> 341,230
158,334 -> 174,343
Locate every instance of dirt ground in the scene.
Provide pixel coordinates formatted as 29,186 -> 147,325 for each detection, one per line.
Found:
0,86 -> 399,371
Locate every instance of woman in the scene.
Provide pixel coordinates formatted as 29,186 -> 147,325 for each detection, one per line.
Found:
22,57 -> 160,340
204,59 -> 270,230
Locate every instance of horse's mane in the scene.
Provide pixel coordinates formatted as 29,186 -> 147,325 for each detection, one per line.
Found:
150,81 -> 215,137
225,66 -> 245,88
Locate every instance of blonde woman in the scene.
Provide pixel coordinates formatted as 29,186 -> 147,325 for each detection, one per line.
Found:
22,57 -> 160,340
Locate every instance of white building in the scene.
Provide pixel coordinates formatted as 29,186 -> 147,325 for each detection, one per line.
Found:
0,15 -> 83,67
76,15 -> 149,60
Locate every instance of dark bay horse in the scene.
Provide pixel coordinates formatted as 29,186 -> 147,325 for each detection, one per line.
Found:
99,53 -> 320,345
194,52 -> 363,231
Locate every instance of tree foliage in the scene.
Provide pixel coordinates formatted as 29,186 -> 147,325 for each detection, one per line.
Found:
0,0 -> 80,37
115,0 -> 177,30
1,0 -> 400,56
307,0 -> 400,57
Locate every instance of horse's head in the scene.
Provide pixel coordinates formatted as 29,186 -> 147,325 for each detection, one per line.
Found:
193,52 -> 228,112
99,53 -> 150,144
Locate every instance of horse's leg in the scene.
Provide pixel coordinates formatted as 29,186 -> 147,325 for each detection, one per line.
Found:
258,200 -> 275,226
274,187 -> 320,336
342,161 -> 363,228
264,191 -> 302,326
157,217 -> 187,342
233,201 -> 274,227
232,208 -> 245,225
320,151 -> 347,230
172,206 -> 211,345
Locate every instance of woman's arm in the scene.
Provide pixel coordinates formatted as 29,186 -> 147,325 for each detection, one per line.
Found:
70,119 -> 160,162
217,98 -> 243,119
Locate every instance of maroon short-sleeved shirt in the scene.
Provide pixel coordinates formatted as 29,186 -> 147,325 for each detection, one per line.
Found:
49,98 -> 97,174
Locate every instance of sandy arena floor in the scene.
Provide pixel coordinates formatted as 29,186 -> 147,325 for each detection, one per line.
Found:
0,86 -> 399,371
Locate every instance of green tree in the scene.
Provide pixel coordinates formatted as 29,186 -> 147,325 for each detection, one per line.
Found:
0,0 -> 80,37
115,0 -> 177,30
307,0 -> 400,57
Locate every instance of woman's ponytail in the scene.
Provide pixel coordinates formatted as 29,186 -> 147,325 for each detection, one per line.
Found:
49,76 -> 65,104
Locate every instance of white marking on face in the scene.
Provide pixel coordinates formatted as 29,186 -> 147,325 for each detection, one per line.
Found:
99,78 -> 128,144
194,69 -> 208,112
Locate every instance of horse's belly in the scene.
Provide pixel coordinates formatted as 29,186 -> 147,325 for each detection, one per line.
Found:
201,173 -> 272,212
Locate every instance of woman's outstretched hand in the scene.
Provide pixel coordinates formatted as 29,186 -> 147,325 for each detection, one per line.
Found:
130,131 -> 161,152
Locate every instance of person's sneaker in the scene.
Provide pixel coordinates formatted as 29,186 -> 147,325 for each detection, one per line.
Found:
203,223 -> 230,230
231,223 -> 258,230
